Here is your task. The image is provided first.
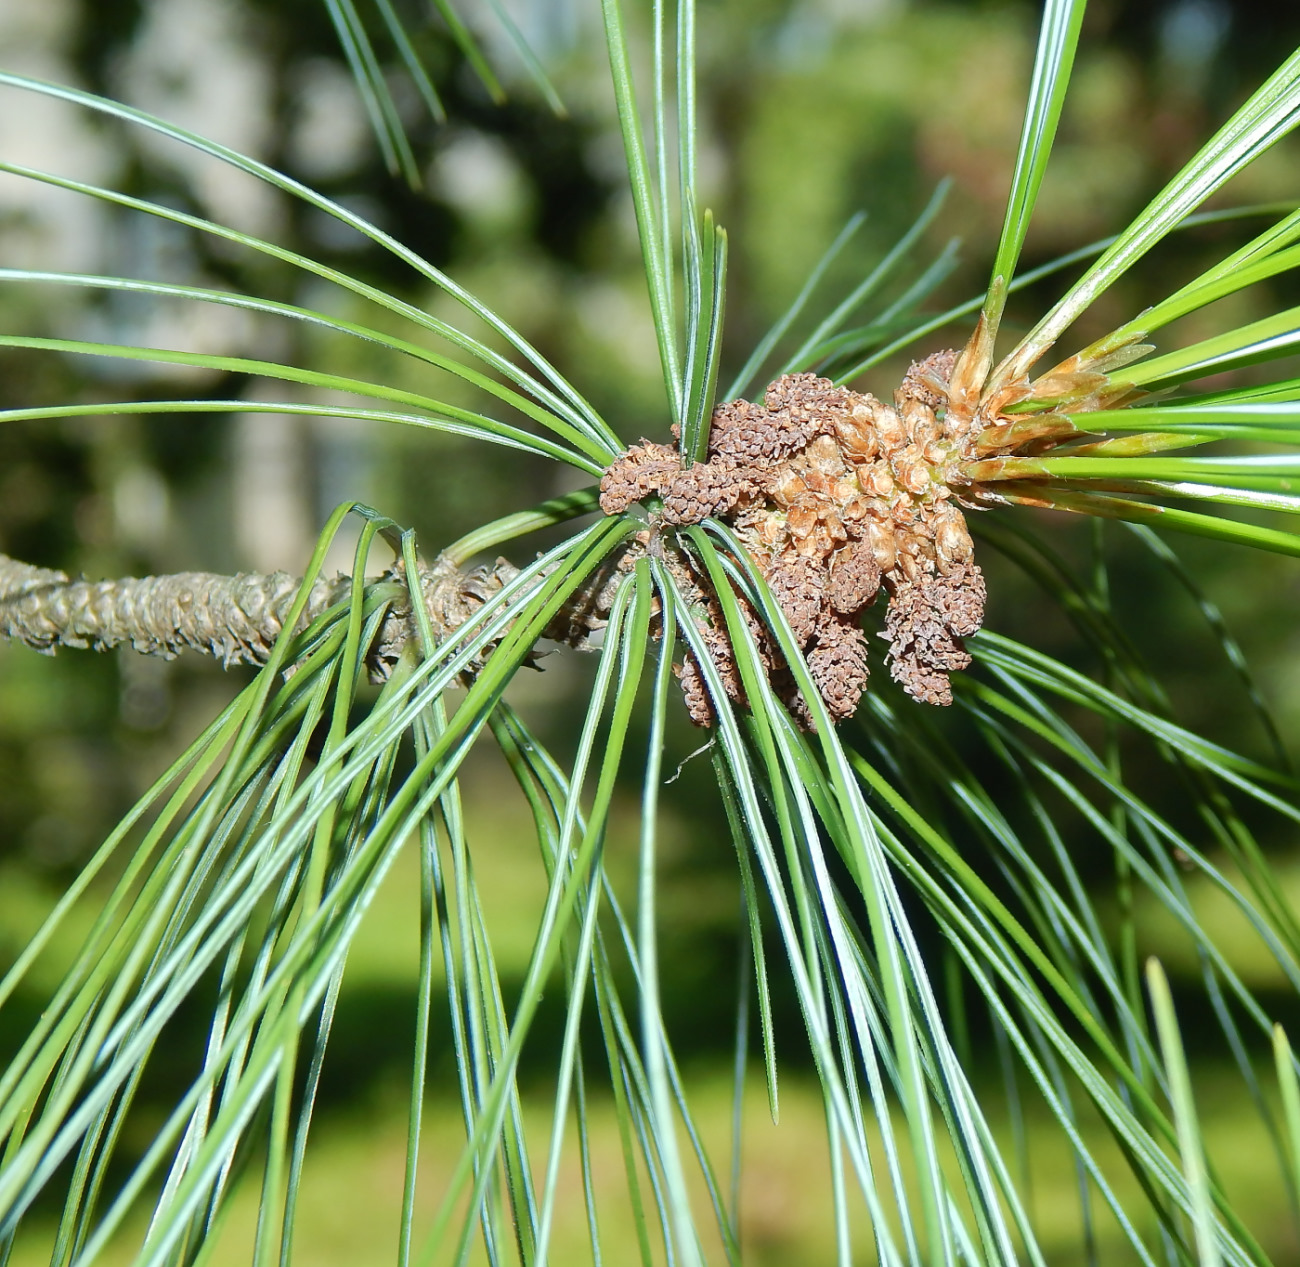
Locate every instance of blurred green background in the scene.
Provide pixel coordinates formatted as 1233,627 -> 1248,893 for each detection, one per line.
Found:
3,0 -> 1300,1261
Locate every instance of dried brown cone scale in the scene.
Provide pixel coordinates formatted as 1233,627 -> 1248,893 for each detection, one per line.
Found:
809,619 -> 870,721
675,653 -> 713,728
598,366 -> 990,726
827,540 -> 882,615
598,441 -> 679,515
660,459 -> 760,526
896,349 -> 959,412
765,550 -> 825,646
882,570 -> 975,707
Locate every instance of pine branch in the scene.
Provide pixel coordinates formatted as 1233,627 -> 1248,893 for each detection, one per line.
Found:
0,550 -> 620,677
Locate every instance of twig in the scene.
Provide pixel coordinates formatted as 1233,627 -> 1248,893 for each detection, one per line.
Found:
0,551 -> 622,679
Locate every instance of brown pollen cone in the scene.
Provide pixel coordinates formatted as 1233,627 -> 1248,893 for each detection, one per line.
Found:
598,364 -> 987,726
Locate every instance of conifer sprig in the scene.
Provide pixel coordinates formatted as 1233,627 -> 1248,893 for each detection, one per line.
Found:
1,1 -> 1300,1263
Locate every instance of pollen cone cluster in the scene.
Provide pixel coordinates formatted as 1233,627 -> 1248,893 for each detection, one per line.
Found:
599,357 -> 987,726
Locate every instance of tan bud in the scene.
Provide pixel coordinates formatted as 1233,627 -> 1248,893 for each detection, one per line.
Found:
897,550 -> 922,582
898,466 -> 930,497
770,470 -> 807,507
900,400 -> 938,448
756,514 -> 784,547
892,445 -> 931,496
934,510 -> 974,570
786,503 -> 817,538
863,462 -> 896,499
890,492 -> 916,519
804,434 -> 843,473
873,404 -> 907,452
840,495 -> 870,524
866,518 -> 898,573
834,411 -> 879,461
831,474 -> 861,506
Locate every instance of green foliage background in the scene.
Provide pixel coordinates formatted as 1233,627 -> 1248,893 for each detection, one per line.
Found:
3,0 -> 1300,1263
